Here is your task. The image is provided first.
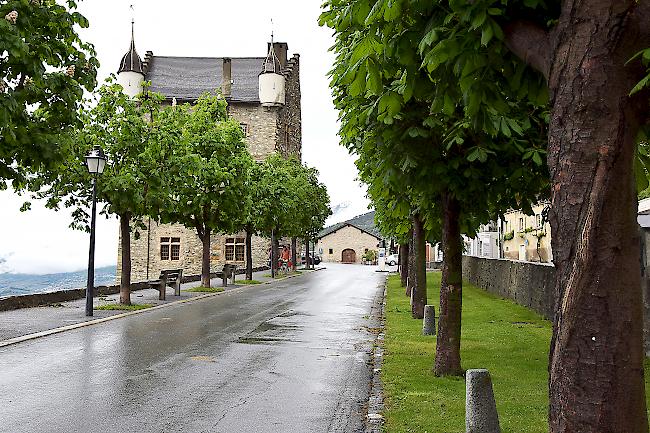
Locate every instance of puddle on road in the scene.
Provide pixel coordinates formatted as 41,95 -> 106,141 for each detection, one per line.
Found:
237,336 -> 293,345
237,316 -> 304,345
277,310 -> 311,318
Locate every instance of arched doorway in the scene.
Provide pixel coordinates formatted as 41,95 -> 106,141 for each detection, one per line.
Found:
341,249 -> 356,263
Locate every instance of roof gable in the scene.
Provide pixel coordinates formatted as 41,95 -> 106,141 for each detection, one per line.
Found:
317,211 -> 381,239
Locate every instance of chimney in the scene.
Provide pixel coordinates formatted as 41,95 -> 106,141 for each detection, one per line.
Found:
267,42 -> 288,70
222,58 -> 232,98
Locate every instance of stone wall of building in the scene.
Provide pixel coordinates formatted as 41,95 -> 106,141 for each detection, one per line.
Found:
317,225 -> 381,264
117,219 -> 271,284
229,103 -> 279,160
277,54 -> 301,159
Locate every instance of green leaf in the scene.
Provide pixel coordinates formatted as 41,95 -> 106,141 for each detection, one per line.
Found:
481,25 -> 494,46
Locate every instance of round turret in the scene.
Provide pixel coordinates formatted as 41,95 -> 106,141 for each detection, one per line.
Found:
259,40 -> 286,107
117,21 -> 144,99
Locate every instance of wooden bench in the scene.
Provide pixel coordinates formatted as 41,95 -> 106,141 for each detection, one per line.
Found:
215,264 -> 237,287
148,269 -> 183,300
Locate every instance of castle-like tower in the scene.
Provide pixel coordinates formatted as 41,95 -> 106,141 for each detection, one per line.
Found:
115,25 -> 302,282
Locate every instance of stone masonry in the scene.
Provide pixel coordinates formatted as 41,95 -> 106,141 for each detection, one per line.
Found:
317,224 -> 382,264
117,220 -> 270,284
116,46 -> 302,284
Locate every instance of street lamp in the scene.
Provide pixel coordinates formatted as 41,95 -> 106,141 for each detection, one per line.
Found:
84,146 -> 106,316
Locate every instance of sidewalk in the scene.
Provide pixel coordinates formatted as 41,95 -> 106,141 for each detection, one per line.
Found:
0,267 -> 314,343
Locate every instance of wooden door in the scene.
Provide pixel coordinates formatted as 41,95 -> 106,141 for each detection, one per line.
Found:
341,249 -> 356,263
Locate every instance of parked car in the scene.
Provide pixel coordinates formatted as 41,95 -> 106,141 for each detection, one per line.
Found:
301,254 -> 322,265
386,253 -> 399,266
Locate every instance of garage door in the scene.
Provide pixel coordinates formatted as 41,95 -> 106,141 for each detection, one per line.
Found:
341,249 -> 356,263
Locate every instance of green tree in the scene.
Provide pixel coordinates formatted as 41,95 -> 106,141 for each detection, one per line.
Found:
321,1 -> 548,376
411,1 -> 650,428
290,163 -> 331,270
30,82 -> 170,305
160,94 -> 252,288
0,0 -> 97,188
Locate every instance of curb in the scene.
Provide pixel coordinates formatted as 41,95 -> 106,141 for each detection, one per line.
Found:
0,267 -> 324,349
366,279 -> 387,432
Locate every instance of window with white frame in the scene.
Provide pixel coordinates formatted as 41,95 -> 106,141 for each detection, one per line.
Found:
161,237 -> 181,261
519,217 -> 524,231
535,214 -> 542,228
240,123 -> 249,136
225,237 -> 245,261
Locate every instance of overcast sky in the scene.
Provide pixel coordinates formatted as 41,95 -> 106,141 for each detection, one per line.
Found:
0,0 -> 370,275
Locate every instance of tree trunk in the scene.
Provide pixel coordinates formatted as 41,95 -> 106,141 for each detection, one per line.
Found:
399,242 -> 409,287
434,192 -> 463,377
291,237 -> 297,271
411,214 -> 427,319
119,213 -> 132,305
201,226 -> 211,288
305,238 -> 311,270
245,228 -> 253,281
503,5 -> 650,430
544,7 -> 649,431
406,233 -> 415,298
272,235 -> 279,277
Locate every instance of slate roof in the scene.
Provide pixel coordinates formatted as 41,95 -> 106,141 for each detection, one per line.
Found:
317,211 -> 382,240
118,29 -> 144,75
146,56 -> 264,102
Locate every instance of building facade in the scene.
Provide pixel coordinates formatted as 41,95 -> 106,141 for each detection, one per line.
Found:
115,27 -> 301,282
317,225 -> 382,264
502,202 -> 552,263
317,212 -> 383,264
464,222 -> 500,259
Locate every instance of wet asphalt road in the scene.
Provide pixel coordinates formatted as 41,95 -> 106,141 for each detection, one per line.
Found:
0,264 -> 386,433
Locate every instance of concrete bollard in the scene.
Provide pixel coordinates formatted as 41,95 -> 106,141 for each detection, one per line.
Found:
422,305 -> 436,335
466,369 -> 501,433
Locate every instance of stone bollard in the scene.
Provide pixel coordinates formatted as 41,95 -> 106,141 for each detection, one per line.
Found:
422,305 -> 436,335
466,369 -> 501,433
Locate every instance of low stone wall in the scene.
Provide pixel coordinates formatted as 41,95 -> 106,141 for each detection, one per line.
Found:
0,266 -> 269,312
462,256 -> 556,320
426,261 -> 443,270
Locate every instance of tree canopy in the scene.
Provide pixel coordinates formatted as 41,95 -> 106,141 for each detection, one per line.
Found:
0,0 -> 98,188
160,93 -> 253,287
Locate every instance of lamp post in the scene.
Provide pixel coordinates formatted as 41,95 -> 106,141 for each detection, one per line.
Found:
84,146 -> 107,317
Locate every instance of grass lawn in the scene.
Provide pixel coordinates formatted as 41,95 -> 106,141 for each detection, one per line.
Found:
95,303 -> 153,311
184,286 -> 225,293
235,279 -> 263,285
383,272 -> 650,432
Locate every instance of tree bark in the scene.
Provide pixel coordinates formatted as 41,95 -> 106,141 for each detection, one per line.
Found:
291,237 -> 297,271
411,214 -> 427,319
305,238 -> 311,270
506,4 -> 650,431
272,235 -> 279,277
399,242 -> 409,287
245,228 -> 253,281
119,213 -> 132,305
406,229 -> 415,297
434,192 -> 463,377
201,226 -> 211,288
546,7 -> 649,431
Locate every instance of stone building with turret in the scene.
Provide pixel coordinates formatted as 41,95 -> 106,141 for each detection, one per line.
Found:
115,25 -> 302,282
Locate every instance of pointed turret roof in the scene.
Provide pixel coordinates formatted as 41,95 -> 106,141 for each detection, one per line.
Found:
118,21 -> 144,75
261,33 -> 281,74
